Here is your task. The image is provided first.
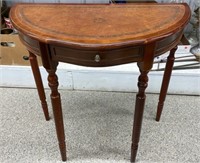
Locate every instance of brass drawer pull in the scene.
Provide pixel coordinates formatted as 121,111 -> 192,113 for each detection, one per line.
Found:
94,54 -> 101,62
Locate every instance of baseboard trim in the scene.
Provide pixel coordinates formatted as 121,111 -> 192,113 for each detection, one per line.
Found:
0,63 -> 199,95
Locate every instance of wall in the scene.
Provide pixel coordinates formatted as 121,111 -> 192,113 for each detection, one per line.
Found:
5,0 -> 109,6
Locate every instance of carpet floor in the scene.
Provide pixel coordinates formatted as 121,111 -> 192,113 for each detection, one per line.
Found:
0,88 -> 199,163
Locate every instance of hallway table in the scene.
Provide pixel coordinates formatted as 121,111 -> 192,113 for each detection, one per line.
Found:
10,3 -> 190,162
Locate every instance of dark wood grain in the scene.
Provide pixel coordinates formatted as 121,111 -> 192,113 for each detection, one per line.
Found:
156,46 -> 178,122
47,68 -> 67,161
50,45 -> 144,67
29,52 -> 50,121
131,67 -> 149,162
9,3 -> 191,162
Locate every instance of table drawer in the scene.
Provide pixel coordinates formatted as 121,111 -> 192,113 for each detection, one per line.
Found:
50,45 -> 143,67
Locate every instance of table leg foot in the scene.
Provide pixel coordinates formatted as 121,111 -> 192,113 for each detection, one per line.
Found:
131,68 -> 149,162
47,69 -> 67,161
156,46 -> 177,122
29,52 -> 50,121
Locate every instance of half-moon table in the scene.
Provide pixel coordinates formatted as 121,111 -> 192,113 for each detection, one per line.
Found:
10,3 -> 190,162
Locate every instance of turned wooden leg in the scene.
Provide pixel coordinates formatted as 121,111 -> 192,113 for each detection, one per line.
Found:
29,52 -> 50,121
131,67 -> 149,163
47,69 -> 67,161
156,46 -> 177,122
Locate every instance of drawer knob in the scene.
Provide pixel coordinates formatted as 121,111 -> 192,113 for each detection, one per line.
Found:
94,54 -> 101,62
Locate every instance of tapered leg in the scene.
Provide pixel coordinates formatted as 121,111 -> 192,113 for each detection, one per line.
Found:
29,52 -> 50,121
156,46 -> 177,122
47,69 -> 67,161
131,67 -> 149,163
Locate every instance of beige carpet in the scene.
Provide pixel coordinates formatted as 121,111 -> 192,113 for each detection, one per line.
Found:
0,88 -> 199,163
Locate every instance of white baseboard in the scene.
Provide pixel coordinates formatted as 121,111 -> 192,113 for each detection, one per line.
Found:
0,46 -> 199,95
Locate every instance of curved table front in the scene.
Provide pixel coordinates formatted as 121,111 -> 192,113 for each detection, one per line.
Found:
10,3 -> 190,162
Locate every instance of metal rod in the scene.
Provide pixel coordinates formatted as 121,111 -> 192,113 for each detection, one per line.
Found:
151,63 -> 200,71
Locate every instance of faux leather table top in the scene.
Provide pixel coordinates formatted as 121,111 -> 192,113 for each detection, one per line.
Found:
10,3 -> 190,48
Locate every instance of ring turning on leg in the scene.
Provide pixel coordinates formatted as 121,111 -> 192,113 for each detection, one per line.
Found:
47,69 -> 67,161
131,68 -> 149,162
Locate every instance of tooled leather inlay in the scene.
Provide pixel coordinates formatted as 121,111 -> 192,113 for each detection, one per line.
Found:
17,4 -> 185,43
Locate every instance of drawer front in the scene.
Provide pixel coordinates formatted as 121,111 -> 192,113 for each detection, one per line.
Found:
50,45 -> 144,67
